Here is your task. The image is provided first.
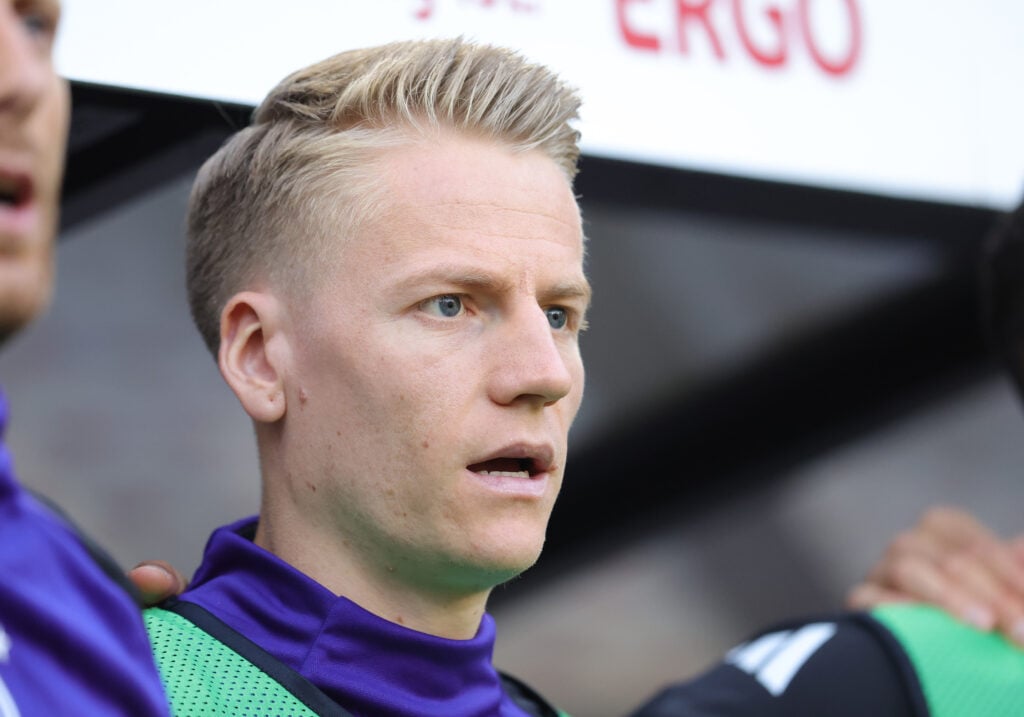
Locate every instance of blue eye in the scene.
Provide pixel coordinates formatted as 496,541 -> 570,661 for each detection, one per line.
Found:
17,4 -> 56,42
22,14 -> 48,35
545,307 -> 568,330
426,294 -> 463,318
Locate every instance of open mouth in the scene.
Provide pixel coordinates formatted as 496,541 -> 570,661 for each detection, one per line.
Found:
467,457 -> 540,479
0,174 -> 31,209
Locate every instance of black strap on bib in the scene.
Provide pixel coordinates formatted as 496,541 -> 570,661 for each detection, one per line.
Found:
163,599 -> 561,717
500,670 -> 562,717
163,599 -> 355,717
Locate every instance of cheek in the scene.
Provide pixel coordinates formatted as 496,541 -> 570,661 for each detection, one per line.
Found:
389,379 -> 465,456
316,352 -> 446,457
33,81 -> 70,197
296,317 -> 480,456
371,332 -> 475,417
563,350 -> 586,418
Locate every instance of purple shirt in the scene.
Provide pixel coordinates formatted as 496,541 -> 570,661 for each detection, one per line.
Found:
0,391 -> 170,715
181,517 -> 534,717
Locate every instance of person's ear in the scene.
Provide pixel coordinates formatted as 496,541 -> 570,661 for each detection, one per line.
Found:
218,291 -> 287,423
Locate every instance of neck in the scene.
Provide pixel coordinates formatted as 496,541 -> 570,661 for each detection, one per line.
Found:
254,501 -> 493,640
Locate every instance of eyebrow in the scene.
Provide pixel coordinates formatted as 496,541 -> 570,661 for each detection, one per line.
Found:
542,279 -> 593,308
395,266 -> 512,294
395,264 -> 592,306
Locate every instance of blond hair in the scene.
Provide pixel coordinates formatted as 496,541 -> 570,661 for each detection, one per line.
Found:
186,37 -> 582,354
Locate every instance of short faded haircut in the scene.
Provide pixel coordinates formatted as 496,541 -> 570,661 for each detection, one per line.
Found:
186,37 -> 583,354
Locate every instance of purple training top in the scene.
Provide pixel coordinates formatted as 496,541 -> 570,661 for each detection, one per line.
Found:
181,516 -> 535,717
0,390 -> 170,716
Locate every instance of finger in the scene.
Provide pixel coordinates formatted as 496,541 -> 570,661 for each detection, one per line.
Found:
917,505 -> 1000,551
955,541 -> 1024,646
845,582 -> 913,610
943,549 -> 1014,601
850,568 -> 997,633
884,554 -> 997,630
878,545 -> 949,601
932,551 -> 1011,630
866,508 -> 1001,590
964,537 -> 1024,598
866,530 -> 945,586
914,510 -> 1024,627
1009,535 -> 1024,568
128,560 -> 189,606
993,598 -> 1024,647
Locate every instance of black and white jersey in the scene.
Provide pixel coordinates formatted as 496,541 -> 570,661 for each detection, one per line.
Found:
631,605 -> 1024,717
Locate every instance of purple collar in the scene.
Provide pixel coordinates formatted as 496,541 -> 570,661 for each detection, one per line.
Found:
181,517 -> 530,717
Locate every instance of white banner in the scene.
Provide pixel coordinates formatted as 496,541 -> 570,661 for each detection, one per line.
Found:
58,0 -> 1024,210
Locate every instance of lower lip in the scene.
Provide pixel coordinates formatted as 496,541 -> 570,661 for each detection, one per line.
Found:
468,469 -> 550,498
0,202 -> 39,249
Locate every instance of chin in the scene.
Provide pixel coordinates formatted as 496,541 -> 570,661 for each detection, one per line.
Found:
0,286 -> 50,345
0,259 -> 54,337
465,534 -> 547,587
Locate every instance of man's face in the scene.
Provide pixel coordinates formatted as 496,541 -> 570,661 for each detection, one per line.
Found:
0,0 -> 68,343
281,134 -> 588,597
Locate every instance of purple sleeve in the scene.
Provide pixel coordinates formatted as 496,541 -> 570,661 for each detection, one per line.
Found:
0,483 -> 170,716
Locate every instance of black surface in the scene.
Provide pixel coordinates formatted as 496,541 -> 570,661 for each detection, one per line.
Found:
62,83 -> 250,229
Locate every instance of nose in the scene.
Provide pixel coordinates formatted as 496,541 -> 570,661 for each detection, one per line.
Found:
0,7 -> 50,122
488,305 -> 576,408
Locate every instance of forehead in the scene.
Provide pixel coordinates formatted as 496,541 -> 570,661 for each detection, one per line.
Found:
363,135 -> 585,266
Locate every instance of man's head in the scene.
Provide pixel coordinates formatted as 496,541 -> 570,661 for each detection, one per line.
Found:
0,0 -> 68,345
187,39 -> 588,627
186,38 -> 582,355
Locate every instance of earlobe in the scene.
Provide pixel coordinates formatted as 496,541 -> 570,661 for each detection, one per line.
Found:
219,292 -> 287,423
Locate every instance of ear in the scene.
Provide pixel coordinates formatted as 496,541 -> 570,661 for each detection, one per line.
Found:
218,291 -> 288,423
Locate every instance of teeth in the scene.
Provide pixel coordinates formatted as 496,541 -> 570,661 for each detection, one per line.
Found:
478,470 -> 530,478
